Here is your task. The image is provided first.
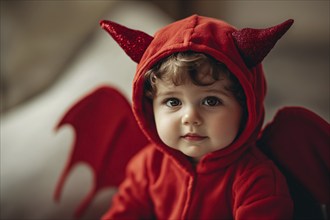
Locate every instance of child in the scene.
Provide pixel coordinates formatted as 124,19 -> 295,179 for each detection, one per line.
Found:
100,15 -> 294,219
144,52 -> 247,165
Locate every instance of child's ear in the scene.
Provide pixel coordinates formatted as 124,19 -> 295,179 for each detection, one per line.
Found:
100,20 -> 153,63
232,19 -> 294,68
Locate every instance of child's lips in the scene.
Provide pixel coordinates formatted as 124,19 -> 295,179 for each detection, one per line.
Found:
182,133 -> 207,141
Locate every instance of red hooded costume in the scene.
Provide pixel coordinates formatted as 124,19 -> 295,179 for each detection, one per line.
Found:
100,15 -> 294,219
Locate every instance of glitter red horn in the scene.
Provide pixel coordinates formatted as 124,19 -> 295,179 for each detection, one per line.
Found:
100,20 -> 153,63
232,19 -> 294,68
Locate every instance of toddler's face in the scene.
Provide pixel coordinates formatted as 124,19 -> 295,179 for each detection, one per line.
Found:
152,76 -> 243,162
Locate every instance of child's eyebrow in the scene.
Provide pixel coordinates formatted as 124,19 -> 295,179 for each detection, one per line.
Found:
156,91 -> 180,97
203,89 -> 232,97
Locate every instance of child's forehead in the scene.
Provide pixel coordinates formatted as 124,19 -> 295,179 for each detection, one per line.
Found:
155,77 -> 231,93
156,69 -> 229,85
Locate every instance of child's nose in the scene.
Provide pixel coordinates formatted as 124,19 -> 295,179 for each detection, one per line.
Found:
181,107 -> 202,126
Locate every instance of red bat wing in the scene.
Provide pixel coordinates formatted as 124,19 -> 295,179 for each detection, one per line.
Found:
54,86 -> 149,218
258,107 -> 330,219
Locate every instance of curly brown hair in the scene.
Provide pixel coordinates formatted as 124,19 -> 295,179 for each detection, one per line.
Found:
144,51 -> 246,108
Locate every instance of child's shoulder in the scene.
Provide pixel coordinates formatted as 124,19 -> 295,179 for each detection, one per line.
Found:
233,146 -> 284,186
126,143 -> 173,181
131,143 -> 163,160
230,146 -> 290,198
127,143 -> 165,169
231,147 -> 291,200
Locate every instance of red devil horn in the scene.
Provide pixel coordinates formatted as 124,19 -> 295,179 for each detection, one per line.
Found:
232,19 -> 294,68
100,20 -> 153,63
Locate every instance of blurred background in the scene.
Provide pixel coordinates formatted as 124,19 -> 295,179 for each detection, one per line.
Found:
1,0 -> 329,219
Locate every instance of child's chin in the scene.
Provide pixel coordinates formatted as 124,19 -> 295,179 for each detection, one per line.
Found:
182,150 -> 205,162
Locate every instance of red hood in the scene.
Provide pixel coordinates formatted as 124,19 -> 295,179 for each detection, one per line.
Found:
101,15 -> 293,173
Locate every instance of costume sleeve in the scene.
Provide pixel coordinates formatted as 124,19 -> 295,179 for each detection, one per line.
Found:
233,160 -> 293,219
101,147 -> 155,219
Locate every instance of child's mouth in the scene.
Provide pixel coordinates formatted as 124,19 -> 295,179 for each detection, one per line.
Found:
182,133 -> 207,141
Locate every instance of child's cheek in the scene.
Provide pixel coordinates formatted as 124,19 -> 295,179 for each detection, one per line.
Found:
155,114 -> 178,149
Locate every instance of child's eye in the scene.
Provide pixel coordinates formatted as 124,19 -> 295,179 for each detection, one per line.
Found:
203,96 -> 221,106
165,98 -> 181,107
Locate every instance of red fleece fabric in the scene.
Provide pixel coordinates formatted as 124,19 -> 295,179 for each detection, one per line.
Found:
258,107 -> 330,218
102,15 -> 293,219
54,87 -> 149,217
